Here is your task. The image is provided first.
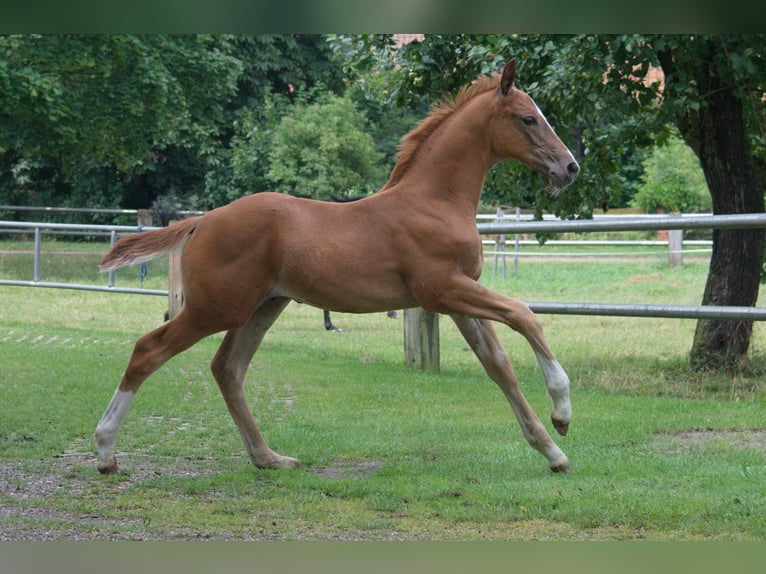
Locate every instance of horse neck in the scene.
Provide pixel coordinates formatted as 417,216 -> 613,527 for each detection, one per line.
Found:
391,93 -> 497,215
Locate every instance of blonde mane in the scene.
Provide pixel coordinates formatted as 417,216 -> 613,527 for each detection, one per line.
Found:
383,73 -> 501,188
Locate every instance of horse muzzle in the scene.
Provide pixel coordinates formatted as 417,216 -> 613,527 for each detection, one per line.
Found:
549,159 -> 580,190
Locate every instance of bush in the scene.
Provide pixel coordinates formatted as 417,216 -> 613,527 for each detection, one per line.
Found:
631,134 -> 711,213
266,94 -> 386,200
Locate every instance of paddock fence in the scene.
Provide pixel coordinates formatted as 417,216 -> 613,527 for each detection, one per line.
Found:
479,209 -> 710,275
2,213 -> 766,327
478,212 -> 766,324
0,220 -> 168,296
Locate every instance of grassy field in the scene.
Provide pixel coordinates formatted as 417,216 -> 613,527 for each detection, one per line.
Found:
1,249 -> 765,540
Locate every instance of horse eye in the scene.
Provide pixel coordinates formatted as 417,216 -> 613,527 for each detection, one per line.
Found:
523,116 -> 537,126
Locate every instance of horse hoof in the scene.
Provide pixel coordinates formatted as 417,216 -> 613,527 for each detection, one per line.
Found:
550,460 -> 572,473
279,458 -> 301,469
97,460 -> 120,475
258,455 -> 301,470
551,416 -> 569,436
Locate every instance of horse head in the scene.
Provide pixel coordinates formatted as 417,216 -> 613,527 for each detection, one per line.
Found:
492,59 -> 580,191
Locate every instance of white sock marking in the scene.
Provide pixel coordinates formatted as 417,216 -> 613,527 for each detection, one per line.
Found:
95,389 -> 134,468
534,351 -> 572,422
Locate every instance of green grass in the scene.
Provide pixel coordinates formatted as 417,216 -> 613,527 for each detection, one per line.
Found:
1,252 -> 765,540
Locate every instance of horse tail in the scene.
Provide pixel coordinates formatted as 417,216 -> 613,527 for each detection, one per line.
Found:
100,216 -> 200,273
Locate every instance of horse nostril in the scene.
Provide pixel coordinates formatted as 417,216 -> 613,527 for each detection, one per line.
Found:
567,162 -> 580,175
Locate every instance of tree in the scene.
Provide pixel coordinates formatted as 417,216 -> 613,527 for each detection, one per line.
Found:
191,34 -> 347,208
337,34 -> 766,371
653,36 -> 765,370
266,93 -> 386,199
0,34 -> 347,216
104,35 -> 347,211
0,35 -> 242,214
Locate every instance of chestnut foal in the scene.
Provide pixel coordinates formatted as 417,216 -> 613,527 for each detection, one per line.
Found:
95,59 -> 579,475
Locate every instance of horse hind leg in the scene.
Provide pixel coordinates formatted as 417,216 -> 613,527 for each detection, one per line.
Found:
94,310 -> 215,474
450,315 -> 571,473
211,297 -> 299,470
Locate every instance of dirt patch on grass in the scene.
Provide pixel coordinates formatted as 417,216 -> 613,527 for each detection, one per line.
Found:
310,459 -> 382,479
652,428 -> 766,453
1,454 -> 131,541
0,452 -> 231,541
1,452 -> 385,540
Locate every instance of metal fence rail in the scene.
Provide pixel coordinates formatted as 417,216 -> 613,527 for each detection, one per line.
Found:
477,212 -> 766,234
0,279 -> 167,296
0,205 -> 203,217
526,302 -> 766,321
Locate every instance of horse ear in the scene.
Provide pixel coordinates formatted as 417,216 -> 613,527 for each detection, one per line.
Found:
500,59 -> 516,96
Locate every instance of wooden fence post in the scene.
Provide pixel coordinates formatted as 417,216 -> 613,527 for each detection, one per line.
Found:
403,307 -> 440,372
668,228 -> 684,267
166,220 -> 184,320
137,209 -> 153,227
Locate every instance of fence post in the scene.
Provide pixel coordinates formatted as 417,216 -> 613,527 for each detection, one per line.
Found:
493,206 -> 506,279
137,209 -> 153,228
166,220 -> 184,320
403,308 -> 440,371
33,226 -> 41,282
668,228 -> 684,267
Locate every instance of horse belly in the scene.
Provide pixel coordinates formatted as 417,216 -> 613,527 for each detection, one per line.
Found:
277,253 -> 415,313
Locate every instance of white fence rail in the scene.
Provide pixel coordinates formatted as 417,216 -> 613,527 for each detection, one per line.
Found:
477,212 -> 766,233
480,210 -> 717,276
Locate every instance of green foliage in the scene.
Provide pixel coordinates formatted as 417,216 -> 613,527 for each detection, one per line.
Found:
0,34 -> 242,214
632,134 -> 712,213
4,34 -> 764,220
198,35 -> 347,207
333,34 -> 668,218
0,35 -> 241,170
223,95 -> 288,203
0,34 -> 346,213
266,93 -> 386,199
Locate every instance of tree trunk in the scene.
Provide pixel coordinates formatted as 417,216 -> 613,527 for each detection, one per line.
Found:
662,44 -> 765,370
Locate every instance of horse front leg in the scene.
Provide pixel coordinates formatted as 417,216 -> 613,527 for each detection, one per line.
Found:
323,309 -> 342,332
483,298 -> 571,436
450,315 -> 571,473
533,350 -> 571,436
95,387 -> 135,474
422,277 -> 572,438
